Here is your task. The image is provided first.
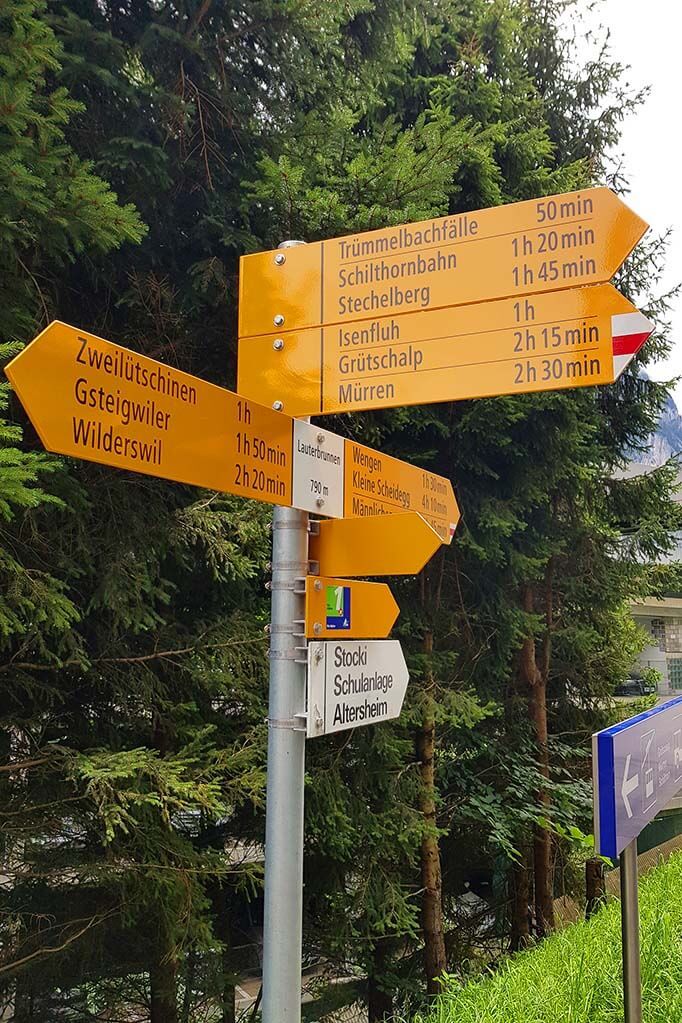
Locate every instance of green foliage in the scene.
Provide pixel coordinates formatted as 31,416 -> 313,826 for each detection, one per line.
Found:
0,0 -> 680,1019
0,2 -> 271,1014
0,0 -> 145,689
0,343 -> 60,519
414,851 -> 682,1023
238,0 -> 681,1007
0,0 -> 145,339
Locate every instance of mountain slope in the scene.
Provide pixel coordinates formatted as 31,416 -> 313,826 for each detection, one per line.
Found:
638,392 -> 682,465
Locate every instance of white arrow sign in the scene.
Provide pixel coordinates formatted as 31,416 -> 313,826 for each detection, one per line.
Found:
306,640 -> 409,738
621,753 -> 639,819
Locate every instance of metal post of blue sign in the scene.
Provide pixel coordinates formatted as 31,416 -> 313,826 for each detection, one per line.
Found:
620,841 -> 642,1023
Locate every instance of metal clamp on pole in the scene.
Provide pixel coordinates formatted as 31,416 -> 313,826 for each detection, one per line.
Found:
267,716 -> 308,732
620,840 -> 642,1023
261,239 -> 308,1023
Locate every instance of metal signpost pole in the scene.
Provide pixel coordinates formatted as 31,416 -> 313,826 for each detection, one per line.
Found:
262,241 -> 309,1023
262,503 -> 308,1022
620,840 -> 642,1023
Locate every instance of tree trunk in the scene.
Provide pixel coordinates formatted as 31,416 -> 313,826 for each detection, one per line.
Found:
531,669 -> 554,936
367,939 -> 393,1022
519,582 -> 555,937
509,849 -> 531,951
13,974 -> 33,1023
585,857 -> 606,919
150,951 -> 179,1023
417,630 -> 447,995
220,951 -> 236,1023
181,946 -> 196,1023
210,882 -> 236,1023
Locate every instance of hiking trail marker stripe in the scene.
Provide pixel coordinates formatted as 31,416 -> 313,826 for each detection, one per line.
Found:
612,311 -> 654,378
238,284 -> 653,416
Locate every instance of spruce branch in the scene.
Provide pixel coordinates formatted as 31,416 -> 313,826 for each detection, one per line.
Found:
0,633 -> 268,674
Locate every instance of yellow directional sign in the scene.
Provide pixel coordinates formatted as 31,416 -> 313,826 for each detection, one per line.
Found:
304,576 -> 399,639
343,439 -> 458,543
6,321 -> 293,504
309,512 -> 442,577
238,188 -> 648,339
6,322 -> 459,541
238,284 -> 654,416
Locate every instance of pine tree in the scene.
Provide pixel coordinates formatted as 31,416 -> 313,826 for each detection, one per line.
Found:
0,0 -> 145,735
3,1 -> 452,1018
2,1 -> 680,1020
243,0 -> 682,1011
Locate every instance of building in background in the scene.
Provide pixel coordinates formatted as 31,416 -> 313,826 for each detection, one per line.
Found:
631,598 -> 682,693
625,458 -> 682,694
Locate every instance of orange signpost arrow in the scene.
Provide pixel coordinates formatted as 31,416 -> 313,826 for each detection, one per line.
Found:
342,439 -> 458,543
238,285 -> 654,417
304,576 -> 399,639
238,188 -> 648,340
309,512 -> 442,577
6,321 -> 459,541
239,283 -> 654,417
6,321 -> 293,504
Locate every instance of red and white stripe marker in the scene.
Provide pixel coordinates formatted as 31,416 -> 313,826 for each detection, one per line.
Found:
612,311 -> 654,379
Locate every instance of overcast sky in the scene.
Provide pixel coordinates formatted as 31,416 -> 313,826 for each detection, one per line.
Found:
577,0 -> 682,406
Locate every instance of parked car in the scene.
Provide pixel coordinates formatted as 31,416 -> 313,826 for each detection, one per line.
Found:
614,675 -> 658,697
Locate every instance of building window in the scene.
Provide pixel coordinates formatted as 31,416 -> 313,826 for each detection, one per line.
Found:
669,658 -> 682,691
667,618 -> 682,654
650,618 -> 666,651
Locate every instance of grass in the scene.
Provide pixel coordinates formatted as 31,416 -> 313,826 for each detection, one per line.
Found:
414,852 -> 682,1023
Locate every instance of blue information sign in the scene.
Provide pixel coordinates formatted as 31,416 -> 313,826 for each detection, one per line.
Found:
593,696 -> 682,859
325,584 -> 351,631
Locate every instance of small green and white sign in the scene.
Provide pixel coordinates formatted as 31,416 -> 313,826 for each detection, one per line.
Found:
325,584 -> 351,630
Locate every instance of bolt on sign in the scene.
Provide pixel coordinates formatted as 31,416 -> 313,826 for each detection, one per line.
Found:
6,321 -> 459,541
238,284 -> 653,417
238,187 -> 646,341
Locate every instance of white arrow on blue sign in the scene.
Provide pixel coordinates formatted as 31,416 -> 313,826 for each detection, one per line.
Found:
593,696 -> 682,859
